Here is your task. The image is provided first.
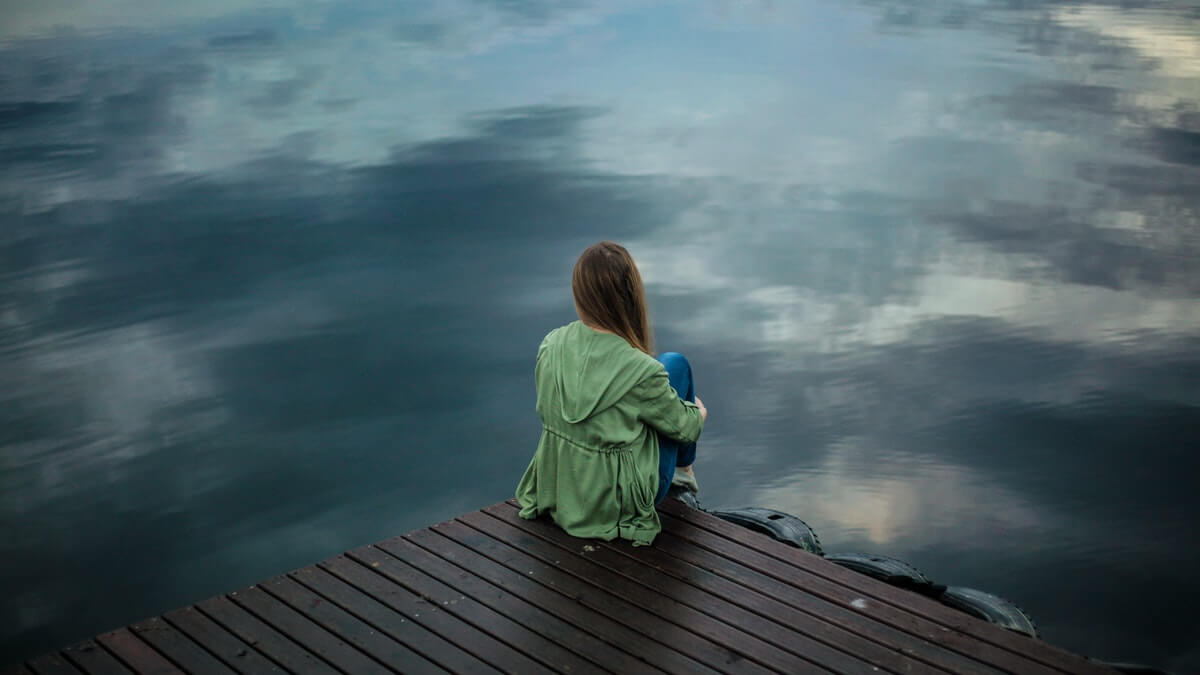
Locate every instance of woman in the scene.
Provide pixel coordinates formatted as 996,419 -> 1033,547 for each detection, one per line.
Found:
515,241 -> 708,546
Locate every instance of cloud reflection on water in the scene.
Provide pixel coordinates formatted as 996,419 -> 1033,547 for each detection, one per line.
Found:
756,443 -> 1051,548
1,0 -> 1198,670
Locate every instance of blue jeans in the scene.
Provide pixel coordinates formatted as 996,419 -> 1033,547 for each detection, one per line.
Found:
654,352 -> 697,504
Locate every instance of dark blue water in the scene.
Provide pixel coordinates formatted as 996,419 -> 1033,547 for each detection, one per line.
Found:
2,1 -> 1199,670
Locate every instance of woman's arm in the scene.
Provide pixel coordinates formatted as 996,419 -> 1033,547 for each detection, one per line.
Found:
632,369 -> 706,444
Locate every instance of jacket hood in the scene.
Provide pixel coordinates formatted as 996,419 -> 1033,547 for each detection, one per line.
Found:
541,321 -> 661,424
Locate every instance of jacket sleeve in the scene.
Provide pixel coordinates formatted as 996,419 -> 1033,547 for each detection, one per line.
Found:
631,368 -> 704,444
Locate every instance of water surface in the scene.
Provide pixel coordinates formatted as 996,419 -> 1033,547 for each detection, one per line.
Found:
2,1 -> 1199,670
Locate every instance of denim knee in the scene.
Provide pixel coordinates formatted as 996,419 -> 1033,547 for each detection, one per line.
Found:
658,351 -> 687,365
657,351 -> 690,376
657,352 -> 693,402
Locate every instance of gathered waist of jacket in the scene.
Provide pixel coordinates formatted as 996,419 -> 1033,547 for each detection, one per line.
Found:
542,425 -> 637,454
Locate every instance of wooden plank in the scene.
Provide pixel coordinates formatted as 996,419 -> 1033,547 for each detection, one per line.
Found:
423,519 -> 727,675
393,528 -> 664,675
625,526 -> 986,674
93,630 -> 179,675
229,585 -> 392,675
18,501 -> 1115,675
480,504 -> 957,674
444,514 -> 771,675
657,500 -> 1117,675
483,508 -> 887,675
161,607 -> 282,674
59,640 -> 131,675
129,617 -> 236,675
319,555 -> 546,674
196,595 -> 337,675
349,542 -> 608,675
259,575 -> 446,675
647,527 -> 1000,675
26,652 -> 84,675
654,507 -> 1063,675
410,521 -> 710,674
465,508 -> 830,674
290,566 -> 497,675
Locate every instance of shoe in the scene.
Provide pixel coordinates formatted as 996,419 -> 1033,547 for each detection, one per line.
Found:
666,483 -> 702,509
670,469 -> 699,494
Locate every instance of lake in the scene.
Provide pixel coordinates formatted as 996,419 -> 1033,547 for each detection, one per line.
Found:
2,0 -> 1198,670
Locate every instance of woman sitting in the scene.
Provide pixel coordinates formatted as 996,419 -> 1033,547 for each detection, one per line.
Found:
515,241 -> 707,546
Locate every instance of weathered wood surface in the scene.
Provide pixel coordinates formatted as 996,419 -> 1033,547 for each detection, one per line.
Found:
11,500 -> 1117,674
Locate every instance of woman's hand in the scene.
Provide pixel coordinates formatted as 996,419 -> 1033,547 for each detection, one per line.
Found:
694,396 -> 708,422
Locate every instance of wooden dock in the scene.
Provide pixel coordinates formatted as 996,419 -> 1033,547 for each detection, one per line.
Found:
6,499 -> 1116,674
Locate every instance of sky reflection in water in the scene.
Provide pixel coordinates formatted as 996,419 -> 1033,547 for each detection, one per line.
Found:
2,0 -> 1199,669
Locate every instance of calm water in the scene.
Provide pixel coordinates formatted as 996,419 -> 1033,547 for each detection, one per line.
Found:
2,0 -> 1199,670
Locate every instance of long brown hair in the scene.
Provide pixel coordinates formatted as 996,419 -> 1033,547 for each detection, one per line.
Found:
572,241 -> 653,354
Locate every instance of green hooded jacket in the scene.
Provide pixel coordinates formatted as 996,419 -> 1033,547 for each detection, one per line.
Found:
515,320 -> 705,546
